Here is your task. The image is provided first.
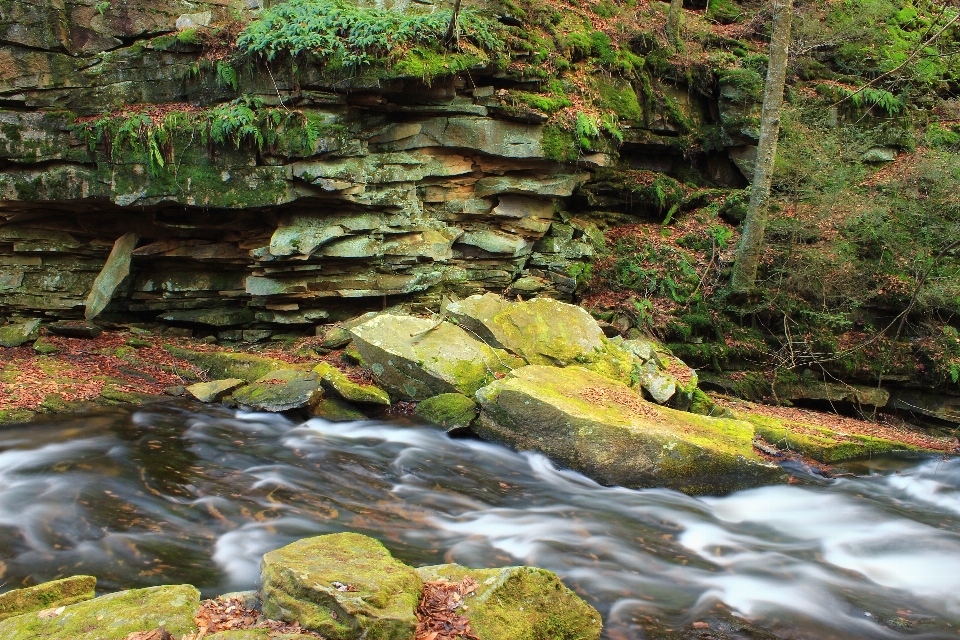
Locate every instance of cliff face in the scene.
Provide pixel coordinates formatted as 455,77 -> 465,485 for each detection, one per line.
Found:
0,0 -> 745,326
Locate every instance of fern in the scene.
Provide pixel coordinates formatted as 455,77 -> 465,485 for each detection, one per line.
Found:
216,62 -> 239,91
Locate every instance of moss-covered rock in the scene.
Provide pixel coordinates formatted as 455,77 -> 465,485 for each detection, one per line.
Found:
415,564 -> 602,640
313,362 -> 390,405
231,370 -> 322,412
745,414 -> 931,463
0,319 -> 41,347
0,584 -> 199,639
185,378 -> 246,403
163,346 -> 296,382
475,365 -> 786,495
309,397 -> 368,422
414,393 -> 478,431
260,532 -> 422,640
0,575 -> 96,622
349,314 -> 522,401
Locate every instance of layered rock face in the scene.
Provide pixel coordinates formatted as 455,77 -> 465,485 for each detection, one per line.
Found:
0,0 -> 744,328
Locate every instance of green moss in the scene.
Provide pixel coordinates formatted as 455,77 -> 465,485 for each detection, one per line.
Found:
0,409 -> 34,425
746,414 -> 927,462
415,564 -> 602,640
163,346 -> 294,382
309,397 -> 367,422
0,576 -> 96,622
542,124 -> 579,162
313,362 -> 390,405
261,533 -> 422,639
0,585 -> 199,640
414,393 -> 478,430
595,78 -> 643,122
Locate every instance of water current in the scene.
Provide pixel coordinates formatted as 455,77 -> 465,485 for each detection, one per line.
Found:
0,401 -> 958,639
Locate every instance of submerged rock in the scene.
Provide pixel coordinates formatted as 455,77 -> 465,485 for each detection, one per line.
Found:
231,370 -> 321,412
414,393 -> 478,431
0,584 -> 199,639
261,532 -> 422,639
415,564 -> 602,640
0,575 -> 96,622
0,319 -> 41,347
475,365 -> 785,495
185,379 -> 246,403
349,314 -> 521,401
313,362 -> 390,405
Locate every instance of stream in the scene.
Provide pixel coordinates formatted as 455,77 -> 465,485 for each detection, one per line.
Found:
0,401 -> 958,639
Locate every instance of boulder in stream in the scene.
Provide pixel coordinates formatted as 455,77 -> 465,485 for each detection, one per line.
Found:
313,362 -> 390,405
416,563 -> 602,640
260,532 -> 423,639
475,365 -> 786,495
414,393 -> 478,431
186,378 -> 246,403
348,314 -> 522,401
0,584 -> 199,639
231,369 -> 321,412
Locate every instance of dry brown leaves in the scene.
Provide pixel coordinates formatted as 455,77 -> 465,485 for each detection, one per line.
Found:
416,578 -> 480,640
579,386 -> 661,421
184,596 -> 323,639
0,332 -> 206,412
124,629 -> 174,640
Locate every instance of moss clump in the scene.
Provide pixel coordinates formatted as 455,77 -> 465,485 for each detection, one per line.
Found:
415,564 -> 602,640
0,576 -> 96,622
0,584 -> 199,639
414,393 -> 478,431
309,397 -> 367,422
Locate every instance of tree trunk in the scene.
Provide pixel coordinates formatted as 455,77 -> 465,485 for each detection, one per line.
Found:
443,0 -> 463,45
730,0 -> 794,292
667,0 -> 684,50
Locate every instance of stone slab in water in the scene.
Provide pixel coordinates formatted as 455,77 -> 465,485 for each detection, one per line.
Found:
313,362 -> 390,405
0,584 -> 199,639
475,365 -> 786,495
185,378 -> 246,403
231,370 -> 321,412
260,532 -> 422,639
415,563 -> 602,640
309,397 -> 367,422
0,575 -> 95,622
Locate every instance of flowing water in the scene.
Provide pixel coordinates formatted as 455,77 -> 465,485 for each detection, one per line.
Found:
0,401 -> 958,639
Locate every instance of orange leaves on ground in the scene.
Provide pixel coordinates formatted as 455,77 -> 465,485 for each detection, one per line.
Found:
416,578 -> 481,640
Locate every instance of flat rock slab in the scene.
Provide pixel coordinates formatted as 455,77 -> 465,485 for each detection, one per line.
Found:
0,575 -> 95,622
186,379 -> 246,403
47,321 -> 102,339
313,363 -> 390,405
349,314 -> 521,401
309,397 -> 367,422
0,319 -> 41,347
231,370 -> 321,412
416,564 -> 602,640
475,365 -> 786,495
164,347 -> 294,382
0,584 -> 199,640
261,532 -> 422,639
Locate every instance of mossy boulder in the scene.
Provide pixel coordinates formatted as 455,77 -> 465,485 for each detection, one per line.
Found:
314,362 -> 390,405
185,378 -> 246,403
164,346 -> 296,382
0,575 -> 96,622
260,532 -> 423,640
349,314 -> 522,401
445,294 -> 604,366
415,564 -> 602,640
0,584 -> 200,639
231,370 -> 322,412
474,365 -> 786,495
0,319 -> 41,347
309,397 -> 368,422
414,393 -> 478,431
745,414 -> 930,462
